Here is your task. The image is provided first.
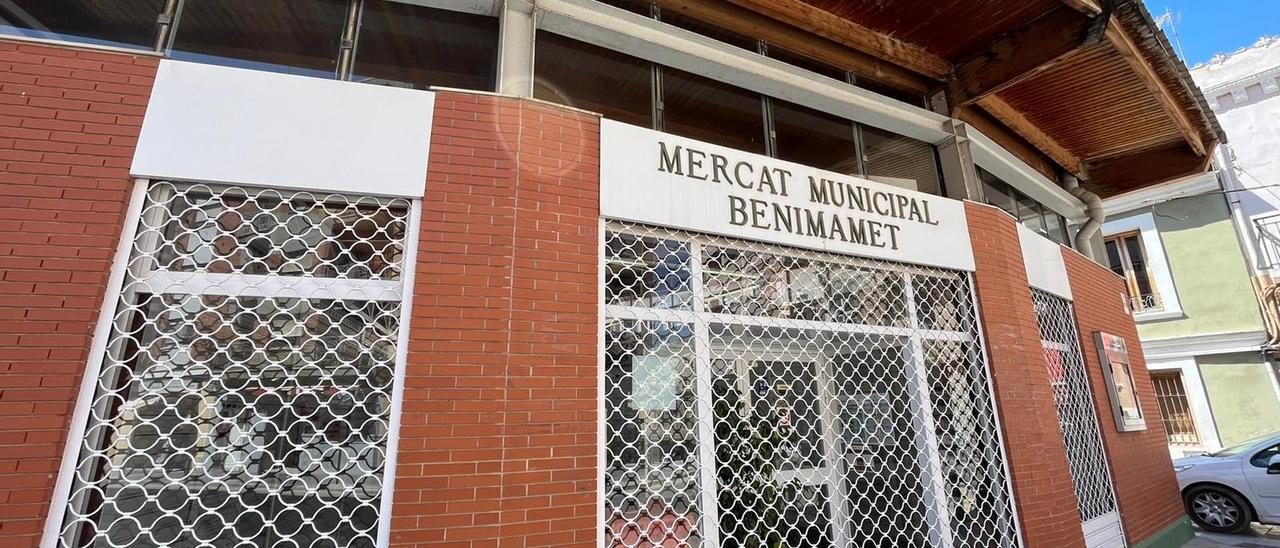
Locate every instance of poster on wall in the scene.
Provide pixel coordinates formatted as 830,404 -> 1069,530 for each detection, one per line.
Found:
1093,332 -> 1147,432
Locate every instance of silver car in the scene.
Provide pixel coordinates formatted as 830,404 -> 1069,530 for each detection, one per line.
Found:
1173,432 -> 1280,534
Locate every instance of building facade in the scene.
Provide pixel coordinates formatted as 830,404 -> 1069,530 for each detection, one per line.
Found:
1093,36 -> 1280,458
1102,175 -> 1280,457
0,1 -> 1224,547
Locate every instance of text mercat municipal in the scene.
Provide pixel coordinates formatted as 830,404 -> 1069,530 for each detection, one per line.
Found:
659,142 -> 939,251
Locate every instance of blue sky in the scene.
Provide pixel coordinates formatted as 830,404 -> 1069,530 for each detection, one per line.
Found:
1143,0 -> 1280,66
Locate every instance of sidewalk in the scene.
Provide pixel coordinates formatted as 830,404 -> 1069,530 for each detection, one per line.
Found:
1185,525 -> 1280,547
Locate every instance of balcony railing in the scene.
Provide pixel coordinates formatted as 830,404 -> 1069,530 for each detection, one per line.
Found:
1254,214 -> 1280,271
1129,293 -> 1163,313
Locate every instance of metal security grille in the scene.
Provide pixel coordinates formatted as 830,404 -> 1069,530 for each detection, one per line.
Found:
56,181 -> 412,548
603,222 -> 1019,548
1151,372 -> 1200,445
1030,289 -> 1118,523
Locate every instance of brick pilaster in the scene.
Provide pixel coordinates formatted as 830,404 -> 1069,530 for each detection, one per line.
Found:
391,92 -> 599,547
966,202 -> 1087,548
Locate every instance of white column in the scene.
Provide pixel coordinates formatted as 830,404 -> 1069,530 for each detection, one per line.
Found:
937,120 -> 982,202
687,241 -> 721,548
903,273 -> 955,548
497,0 -> 537,96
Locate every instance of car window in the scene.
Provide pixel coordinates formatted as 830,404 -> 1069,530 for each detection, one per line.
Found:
1209,432 -> 1280,456
1250,444 -> 1280,468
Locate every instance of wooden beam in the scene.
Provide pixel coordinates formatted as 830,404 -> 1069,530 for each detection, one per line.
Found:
1105,21 -> 1206,156
716,0 -> 951,81
650,0 -> 932,92
949,6 -> 1095,107
976,95 -> 1084,175
1059,0 -> 1102,15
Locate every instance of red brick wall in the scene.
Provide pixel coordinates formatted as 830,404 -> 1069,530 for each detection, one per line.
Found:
390,92 -> 599,547
1063,248 -> 1184,543
965,202 -> 1087,548
0,40 -> 156,546
0,37 -> 1180,548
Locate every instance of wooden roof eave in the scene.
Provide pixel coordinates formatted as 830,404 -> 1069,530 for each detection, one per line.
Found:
669,0 -> 1218,190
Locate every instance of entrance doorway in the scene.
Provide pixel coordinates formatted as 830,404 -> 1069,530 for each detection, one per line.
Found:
710,340 -> 932,547
601,222 -> 1021,548
1032,289 -> 1125,548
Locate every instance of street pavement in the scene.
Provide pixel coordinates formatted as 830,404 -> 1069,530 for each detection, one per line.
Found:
1184,525 -> 1280,547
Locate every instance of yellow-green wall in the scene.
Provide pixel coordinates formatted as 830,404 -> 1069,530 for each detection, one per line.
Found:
1198,353 -> 1280,445
1115,195 -> 1265,340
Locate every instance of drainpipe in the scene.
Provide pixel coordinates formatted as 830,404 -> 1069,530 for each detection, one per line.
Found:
1217,147 -> 1280,348
1064,173 -> 1106,262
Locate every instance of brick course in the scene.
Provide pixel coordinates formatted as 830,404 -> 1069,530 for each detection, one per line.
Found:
0,39 -> 157,547
390,92 -> 599,547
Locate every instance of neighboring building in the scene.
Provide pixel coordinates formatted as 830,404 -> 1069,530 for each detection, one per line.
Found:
0,2 -> 1225,548
1101,174 -> 1280,457
1099,36 -> 1280,458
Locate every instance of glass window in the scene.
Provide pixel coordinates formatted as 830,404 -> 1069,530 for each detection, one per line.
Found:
1250,444 -> 1280,468
534,32 -> 653,128
171,0 -> 349,78
772,99 -> 858,175
602,225 -> 1020,548
1015,191 -> 1045,234
662,66 -> 766,154
1151,372 -> 1201,445
978,168 -> 1017,218
1104,232 -> 1162,312
855,76 -> 928,108
58,182 -> 410,548
1044,212 -> 1069,245
0,0 -> 163,50
860,124 -> 941,195
352,1 -> 497,90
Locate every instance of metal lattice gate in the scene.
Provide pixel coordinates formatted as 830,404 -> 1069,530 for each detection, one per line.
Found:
603,222 -> 1021,548
53,181 -> 414,547
1031,289 -> 1124,548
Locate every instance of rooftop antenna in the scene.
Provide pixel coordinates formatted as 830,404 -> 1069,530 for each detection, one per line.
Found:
1155,6 -> 1189,61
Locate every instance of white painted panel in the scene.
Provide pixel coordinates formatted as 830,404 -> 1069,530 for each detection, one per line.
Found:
132,60 -> 435,198
600,120 -> 975,271
1019,224 -> 1072,300
1082,511 -> 1126,548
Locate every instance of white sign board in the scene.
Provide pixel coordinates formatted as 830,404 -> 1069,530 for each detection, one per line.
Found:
600,120 -> 975,271
1018,224 -> 1072,300
133,60 -> 435,198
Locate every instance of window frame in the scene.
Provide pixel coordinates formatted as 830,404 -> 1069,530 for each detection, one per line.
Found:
43,179 -> 423,547
1101,212 -> 1183,321
1105,230 -> 1163,313
536,2 -> 946,196
1149,370 -> 1201,446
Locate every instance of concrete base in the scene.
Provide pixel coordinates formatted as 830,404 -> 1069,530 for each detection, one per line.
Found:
1133,517 -> 1196,548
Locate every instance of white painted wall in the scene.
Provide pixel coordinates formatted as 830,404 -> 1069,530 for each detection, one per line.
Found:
1192,38 -> 1280,267
132,60 -> 436,198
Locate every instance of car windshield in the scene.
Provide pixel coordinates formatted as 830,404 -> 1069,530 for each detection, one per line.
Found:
1208,431 -> 1280,457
